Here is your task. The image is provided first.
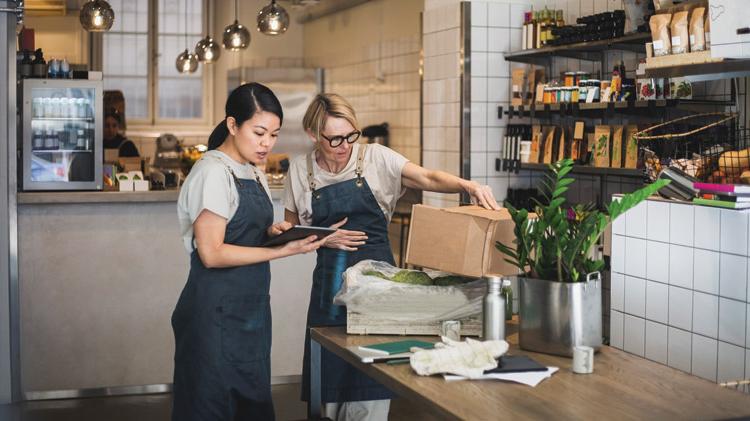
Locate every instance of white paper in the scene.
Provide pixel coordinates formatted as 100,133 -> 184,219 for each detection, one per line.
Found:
671,36 -> 682,46
444,367 -> 559,387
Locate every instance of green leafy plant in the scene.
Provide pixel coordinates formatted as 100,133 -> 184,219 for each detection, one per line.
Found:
496,159 -> 670,283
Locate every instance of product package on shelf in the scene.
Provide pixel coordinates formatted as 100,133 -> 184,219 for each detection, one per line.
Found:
557,127 -> 567,162
593,125 -> 612,168
529,125 -> 542,163
542,126 -> 556,164
572,122 -> 585,162
611,126 -> 625,168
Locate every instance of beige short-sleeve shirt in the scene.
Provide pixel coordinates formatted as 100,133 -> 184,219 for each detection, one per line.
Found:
283,143 -> 409,225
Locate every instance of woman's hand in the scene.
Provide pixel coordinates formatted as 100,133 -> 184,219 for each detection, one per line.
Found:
280,235 -> 326,256
323,217 -> 368,251
464,181 -> 501,210
267,221 -> 293,237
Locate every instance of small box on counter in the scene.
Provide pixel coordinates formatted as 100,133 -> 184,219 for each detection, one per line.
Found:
116,173 -> 134,192
405,205 -> 522,278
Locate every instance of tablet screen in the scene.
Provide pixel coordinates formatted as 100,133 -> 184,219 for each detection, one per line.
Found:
263,225 -> 337,247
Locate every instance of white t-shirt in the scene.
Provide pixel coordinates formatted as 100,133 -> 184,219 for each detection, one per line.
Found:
283,143 -> 409,226
177,150 -> 272,253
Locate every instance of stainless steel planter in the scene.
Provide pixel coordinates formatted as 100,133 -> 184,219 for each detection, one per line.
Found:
518,274 -> 602,357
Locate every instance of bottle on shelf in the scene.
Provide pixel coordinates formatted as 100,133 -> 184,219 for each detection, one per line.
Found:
43,128 -> 57,150
539,7 -> 549,47
32,129 -> 44,150
75,129 -> 87,151
534,10 -> 543,49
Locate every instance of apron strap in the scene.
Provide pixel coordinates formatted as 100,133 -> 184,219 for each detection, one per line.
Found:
355,143 -> 367,178
306,152 -> 317,192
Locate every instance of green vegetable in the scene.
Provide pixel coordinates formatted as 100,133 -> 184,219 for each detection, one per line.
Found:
118,175 -> 128,181
433,275 -> 473,286
363,270 -> 391,280
133,174 -> 142,180
392,270 -> 433,286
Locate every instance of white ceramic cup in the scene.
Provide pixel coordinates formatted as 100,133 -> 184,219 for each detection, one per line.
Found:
572,345 -> 594,374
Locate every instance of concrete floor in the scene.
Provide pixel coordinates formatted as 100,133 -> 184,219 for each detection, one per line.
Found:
0,383 -> 443,421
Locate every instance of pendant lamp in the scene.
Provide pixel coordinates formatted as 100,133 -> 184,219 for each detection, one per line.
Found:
195,0 -> 220,63
79,0 -> 115,32
176,0 -> 199,74
223,0 -> 250,50
257,0 -> 289,36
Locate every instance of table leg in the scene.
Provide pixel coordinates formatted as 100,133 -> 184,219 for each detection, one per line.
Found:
309,336 -> 322,419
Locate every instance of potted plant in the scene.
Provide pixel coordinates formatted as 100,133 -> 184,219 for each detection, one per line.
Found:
496,159 -> 669,357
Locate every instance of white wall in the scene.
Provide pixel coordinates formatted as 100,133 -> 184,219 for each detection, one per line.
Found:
303,0 -> 423,165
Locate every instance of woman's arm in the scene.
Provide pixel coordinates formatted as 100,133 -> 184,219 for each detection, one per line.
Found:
285,209 -> 367,251
401,162 -> 500,210
194,209 -> 322,268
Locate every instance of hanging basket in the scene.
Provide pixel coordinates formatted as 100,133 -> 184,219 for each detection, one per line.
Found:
633,113 -> 739,182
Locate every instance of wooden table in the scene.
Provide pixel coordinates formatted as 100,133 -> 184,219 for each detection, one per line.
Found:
309,326 -> 750,420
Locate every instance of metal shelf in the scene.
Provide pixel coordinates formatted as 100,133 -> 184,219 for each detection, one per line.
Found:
31,117 -> 94,122
519,162 -> 644,177
500,99 -> 733,119
503,32 -> 650,65
644,59 -> 750,82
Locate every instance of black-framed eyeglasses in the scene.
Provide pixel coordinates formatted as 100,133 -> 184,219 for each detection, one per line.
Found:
320,130 -> 361,148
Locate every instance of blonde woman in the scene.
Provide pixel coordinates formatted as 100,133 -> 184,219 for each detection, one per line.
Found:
283,93 -> 499,420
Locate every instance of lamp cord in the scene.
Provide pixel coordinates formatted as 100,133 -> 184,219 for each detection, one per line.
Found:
234,0 -> 238,21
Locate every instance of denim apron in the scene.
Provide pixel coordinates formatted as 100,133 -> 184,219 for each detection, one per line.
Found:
171,160 -> 275,421
301,145 -> 396,403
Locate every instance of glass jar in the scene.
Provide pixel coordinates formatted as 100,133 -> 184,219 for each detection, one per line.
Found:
564,72 -> 575,87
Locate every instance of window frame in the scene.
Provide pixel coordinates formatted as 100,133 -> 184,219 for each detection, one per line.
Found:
98,0 -> 214,131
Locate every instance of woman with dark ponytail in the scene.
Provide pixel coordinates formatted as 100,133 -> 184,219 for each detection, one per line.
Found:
173,82 -> 325,421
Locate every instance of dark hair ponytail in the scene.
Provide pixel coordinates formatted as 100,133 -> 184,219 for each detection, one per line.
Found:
208,82 -> 284,150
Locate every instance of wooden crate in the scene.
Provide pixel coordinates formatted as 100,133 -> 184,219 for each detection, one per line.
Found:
346,312 -> 483,337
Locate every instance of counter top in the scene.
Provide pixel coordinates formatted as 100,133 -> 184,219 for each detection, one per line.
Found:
17,187 -> 285,204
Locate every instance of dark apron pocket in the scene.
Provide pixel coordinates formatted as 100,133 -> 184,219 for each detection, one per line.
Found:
219,294 -> 271,364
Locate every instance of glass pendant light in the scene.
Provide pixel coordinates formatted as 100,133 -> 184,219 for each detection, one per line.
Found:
176,0 -> 199,74
257,0 -> 290,36
195,0 -> 220,63
79,0 -> 115,32
223,0 -> 250,51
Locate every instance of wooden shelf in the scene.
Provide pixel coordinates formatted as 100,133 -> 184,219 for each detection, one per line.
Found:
644,58 -> 750,81
519,162 -> 644,177
500,99 -> 733,119
503,33 -> 650,65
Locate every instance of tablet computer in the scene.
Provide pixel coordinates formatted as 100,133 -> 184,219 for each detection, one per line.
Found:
263,225 -> 337,247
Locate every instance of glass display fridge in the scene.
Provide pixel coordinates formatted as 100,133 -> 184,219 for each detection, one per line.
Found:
20,79 -> 102,191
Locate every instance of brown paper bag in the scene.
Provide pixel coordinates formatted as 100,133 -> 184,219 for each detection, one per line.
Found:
611,126 -> 624,168
529,125 -> 542,163
593,125 -> 611,167
624,125 -> 640,169
557,127 -> 566,162
542,126 -> 556,164
571,121 -> 584,161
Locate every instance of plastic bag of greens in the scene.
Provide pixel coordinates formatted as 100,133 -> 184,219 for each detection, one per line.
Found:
333,260 -> 486,322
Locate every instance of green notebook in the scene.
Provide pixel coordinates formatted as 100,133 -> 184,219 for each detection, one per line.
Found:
693,197 -> 750,209
358,340 -> 435,356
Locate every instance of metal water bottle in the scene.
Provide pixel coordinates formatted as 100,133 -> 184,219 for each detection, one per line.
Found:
483,276 -> 506,340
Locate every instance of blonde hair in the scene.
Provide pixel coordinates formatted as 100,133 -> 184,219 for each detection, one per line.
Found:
302,93 -> 359,141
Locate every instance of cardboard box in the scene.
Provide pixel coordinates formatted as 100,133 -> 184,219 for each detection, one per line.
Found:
405,205 -> 522,278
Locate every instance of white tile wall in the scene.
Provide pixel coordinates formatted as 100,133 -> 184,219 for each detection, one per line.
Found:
646,241 -> 669,284
694,206 -> 721,251
718,341 -> 746,383
719,298 -> 746,347
610,310 -> 624,349
624,314 -> 645,357
720,209 -> 749,256
613,198 -> 750,388
625,237 -> 646,280
668,327 -> 692,373
691,334 -> 718,382
669,245 -> 694,289
646,201 -> 670,241
611,272 -> 624,312
670,204 -> 694,247
693,292 -> 719,339
669,286 -> 693,331
645,320 -> 668,364
719,254 -> 747,301
694,249 -> 720,295
646,281 -> 668,324
624,276 -> 646,318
